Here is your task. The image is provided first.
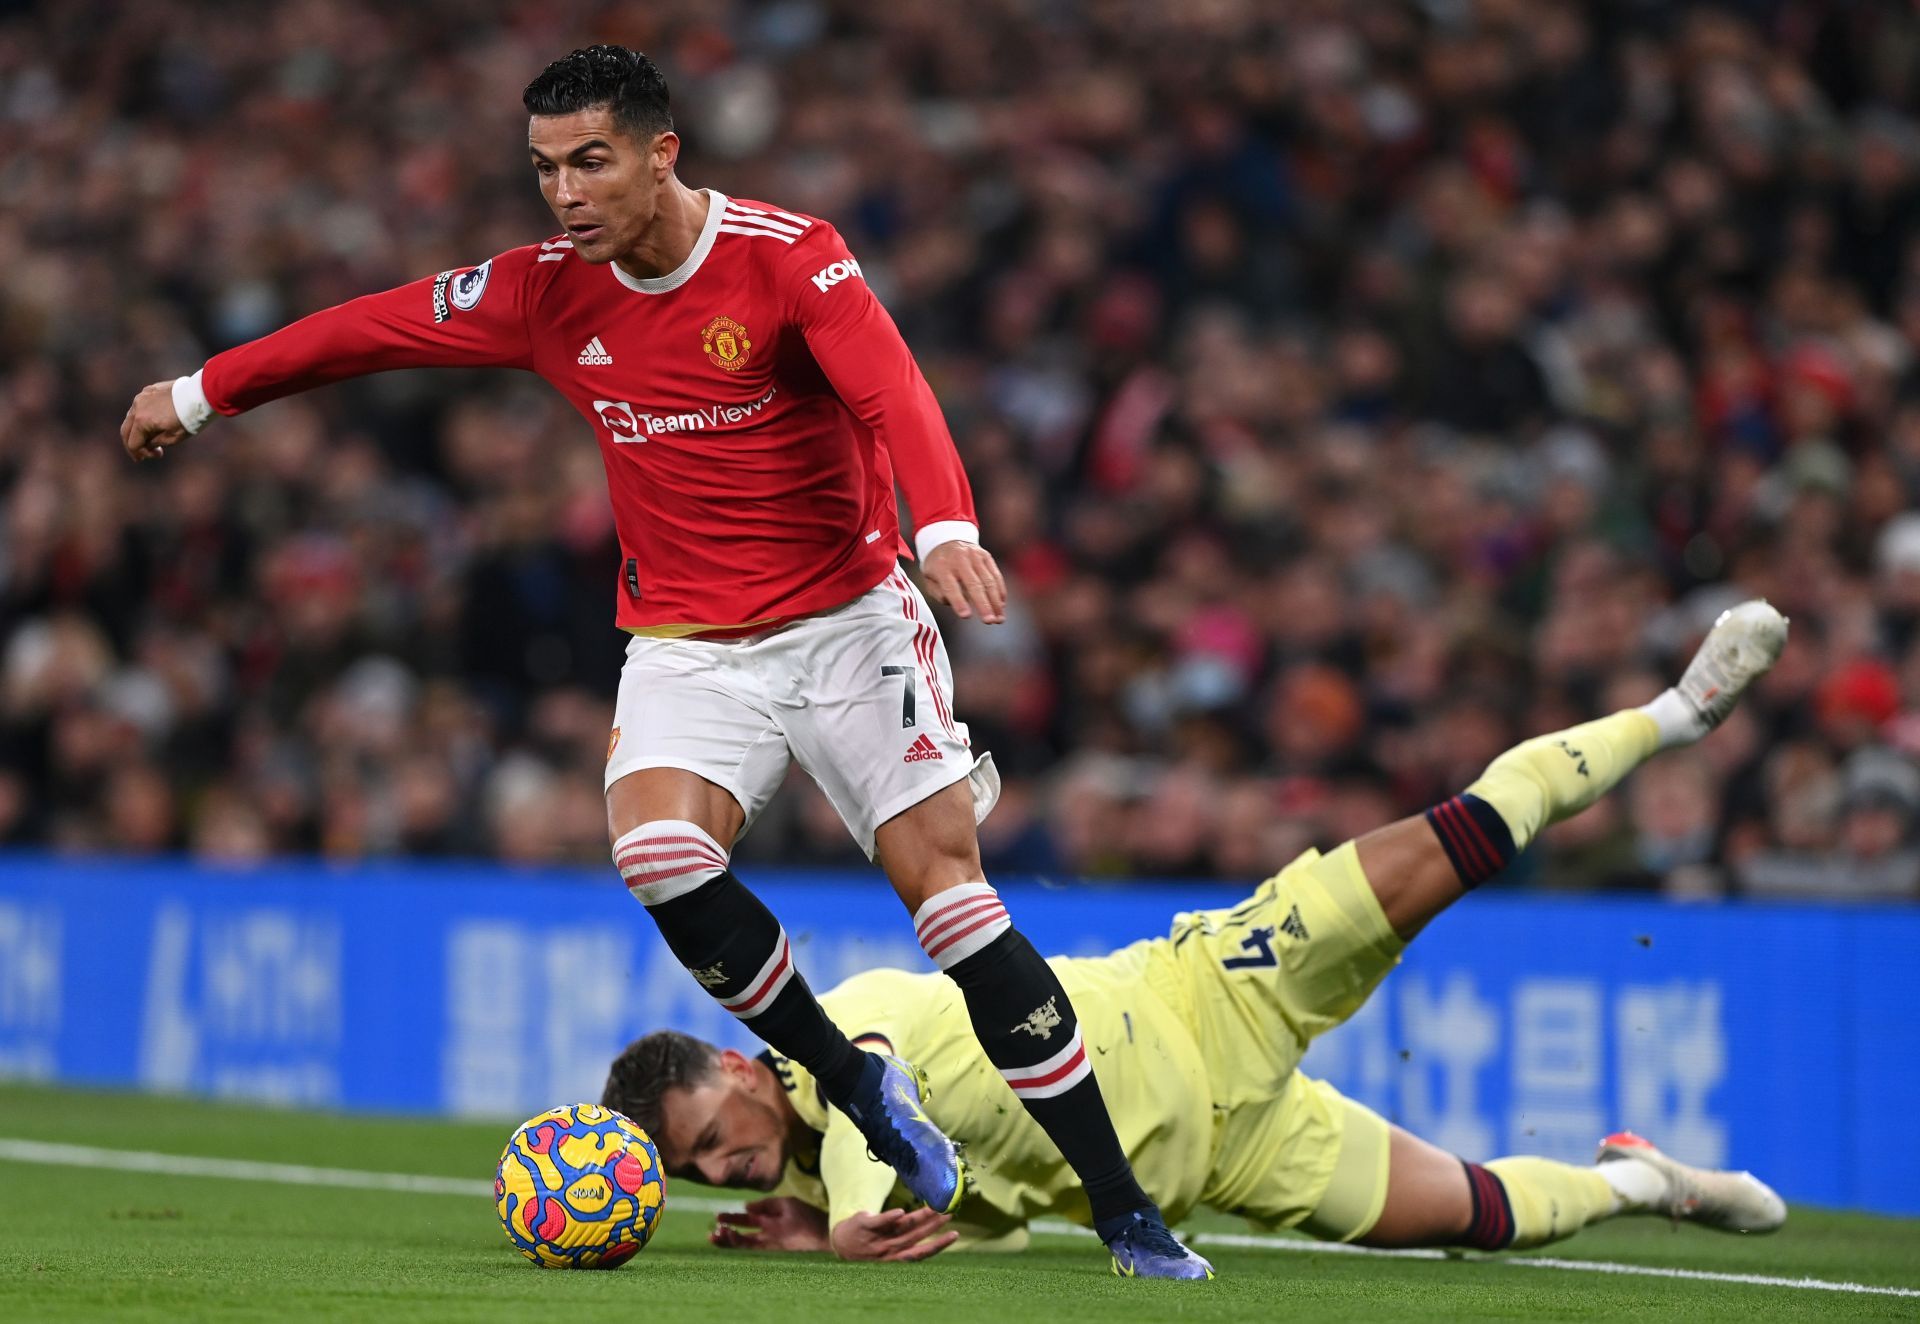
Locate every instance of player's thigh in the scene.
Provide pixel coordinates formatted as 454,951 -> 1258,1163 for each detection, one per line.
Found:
1354,1125 -> 1472,1249
1202,1074 -> 1393,1243
606,768 -> 746,848
871,779 -> 982,910
604,635 -> 790,844
774,569 -> 996,861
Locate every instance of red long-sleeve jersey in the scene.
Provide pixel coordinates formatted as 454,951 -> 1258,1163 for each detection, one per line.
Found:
189,191 -> 978,635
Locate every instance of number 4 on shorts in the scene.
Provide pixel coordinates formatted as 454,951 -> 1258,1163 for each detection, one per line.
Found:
880,665 -> 917,728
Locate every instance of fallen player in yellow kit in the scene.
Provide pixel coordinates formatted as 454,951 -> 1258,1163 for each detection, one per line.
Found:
602,603 -> 1792,1266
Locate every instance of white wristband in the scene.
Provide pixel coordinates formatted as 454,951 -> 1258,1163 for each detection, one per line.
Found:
914,519 -> 980,563
170,369 -> 215,435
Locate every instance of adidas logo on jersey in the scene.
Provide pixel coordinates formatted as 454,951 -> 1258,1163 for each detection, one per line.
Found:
577,336 -> 613,365
903,733 -> 944,763
1280,904 -> 1310,942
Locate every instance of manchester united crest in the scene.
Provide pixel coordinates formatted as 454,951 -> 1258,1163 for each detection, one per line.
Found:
701,316 -> 752,371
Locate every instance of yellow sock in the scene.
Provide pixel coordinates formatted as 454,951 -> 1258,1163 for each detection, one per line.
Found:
1465,710 -> 1658,853
1484,1157 -> 1620,1249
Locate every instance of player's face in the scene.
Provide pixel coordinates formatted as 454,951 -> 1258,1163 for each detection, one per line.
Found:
528,108 -> 670,263
652,1054 -> 788,1192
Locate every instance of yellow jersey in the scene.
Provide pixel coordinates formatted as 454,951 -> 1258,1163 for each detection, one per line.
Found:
765,847 -> 1411,1246
765,942 -> 1213,1249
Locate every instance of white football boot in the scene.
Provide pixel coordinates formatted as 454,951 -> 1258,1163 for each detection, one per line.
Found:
1596,1131 -> 1787,1234
1672,599 -> 1789,736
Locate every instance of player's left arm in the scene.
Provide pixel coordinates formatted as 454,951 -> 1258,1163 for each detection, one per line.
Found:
708,1196 -> 832,1253
785,226 -> 1005,624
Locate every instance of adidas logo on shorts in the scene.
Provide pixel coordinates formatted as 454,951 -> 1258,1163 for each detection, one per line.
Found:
903,733 -> 944,763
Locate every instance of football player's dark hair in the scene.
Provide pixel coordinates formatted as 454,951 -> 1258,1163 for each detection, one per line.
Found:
524,45 -> 673,142
601,1030 -> 718,1136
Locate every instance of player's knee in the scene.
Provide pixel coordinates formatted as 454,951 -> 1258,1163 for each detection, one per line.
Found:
874,780 -> 983,905
612,819 -> 730,907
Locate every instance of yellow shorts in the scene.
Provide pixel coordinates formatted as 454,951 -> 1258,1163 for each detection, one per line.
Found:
1142,842 -> 1404,1240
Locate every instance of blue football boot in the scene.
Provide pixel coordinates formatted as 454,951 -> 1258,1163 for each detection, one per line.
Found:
1101,1209 -> 1215,1280
841,1053 -> 967,1214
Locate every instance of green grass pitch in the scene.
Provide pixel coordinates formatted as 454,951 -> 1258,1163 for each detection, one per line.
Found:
1,1084 -> 1914,1322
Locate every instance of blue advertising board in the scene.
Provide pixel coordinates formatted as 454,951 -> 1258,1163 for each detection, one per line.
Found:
0,853 -> 1914,1215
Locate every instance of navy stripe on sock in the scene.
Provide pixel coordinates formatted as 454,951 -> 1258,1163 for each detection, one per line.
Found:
1424,794 -> 1517,888
1455,1161 -> 1515,1250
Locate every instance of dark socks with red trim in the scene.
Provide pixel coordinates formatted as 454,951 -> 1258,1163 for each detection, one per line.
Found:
1455,1160 -> 1517,1250
647,871 -> 869,1104
944,928 -> 1154,1229
1424,793 -> 1519,888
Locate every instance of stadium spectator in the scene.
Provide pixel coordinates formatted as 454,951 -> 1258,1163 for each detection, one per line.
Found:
4,0 -> 1920,894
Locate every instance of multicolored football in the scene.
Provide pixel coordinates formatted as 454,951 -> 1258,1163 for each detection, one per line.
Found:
495,1103 -> 666,1269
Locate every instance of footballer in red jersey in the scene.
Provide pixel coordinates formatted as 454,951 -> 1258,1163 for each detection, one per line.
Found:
119,45 -> 1208,1278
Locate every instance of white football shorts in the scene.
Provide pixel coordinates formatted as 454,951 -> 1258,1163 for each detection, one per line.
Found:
604,567 -> 999,860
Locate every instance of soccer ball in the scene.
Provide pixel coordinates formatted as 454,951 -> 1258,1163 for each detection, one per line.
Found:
495,1103 -> 667,1269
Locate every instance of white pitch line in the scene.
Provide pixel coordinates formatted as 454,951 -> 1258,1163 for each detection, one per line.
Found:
1127,1228 -> 1920,1299
2,1138 -> 1914,1299
0,1137 -> 738,1213
1501,1253 -> 1920,1299
0,1138 -> 496,1198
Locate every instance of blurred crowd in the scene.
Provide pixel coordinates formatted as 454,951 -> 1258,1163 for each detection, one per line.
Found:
5,0 -> 1920,896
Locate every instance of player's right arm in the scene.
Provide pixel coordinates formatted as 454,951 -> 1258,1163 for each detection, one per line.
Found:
707,1196 -> 954,1261
817,1115 -> 959,1261
121,248 -> 540,463
829,1208 -> 958,1262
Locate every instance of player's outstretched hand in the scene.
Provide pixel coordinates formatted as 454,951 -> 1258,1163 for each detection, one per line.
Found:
920,541 -> 1006,624
121,380 -> 191,463
709,1197 -> 831,1252
829,1207 -> 958,1262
